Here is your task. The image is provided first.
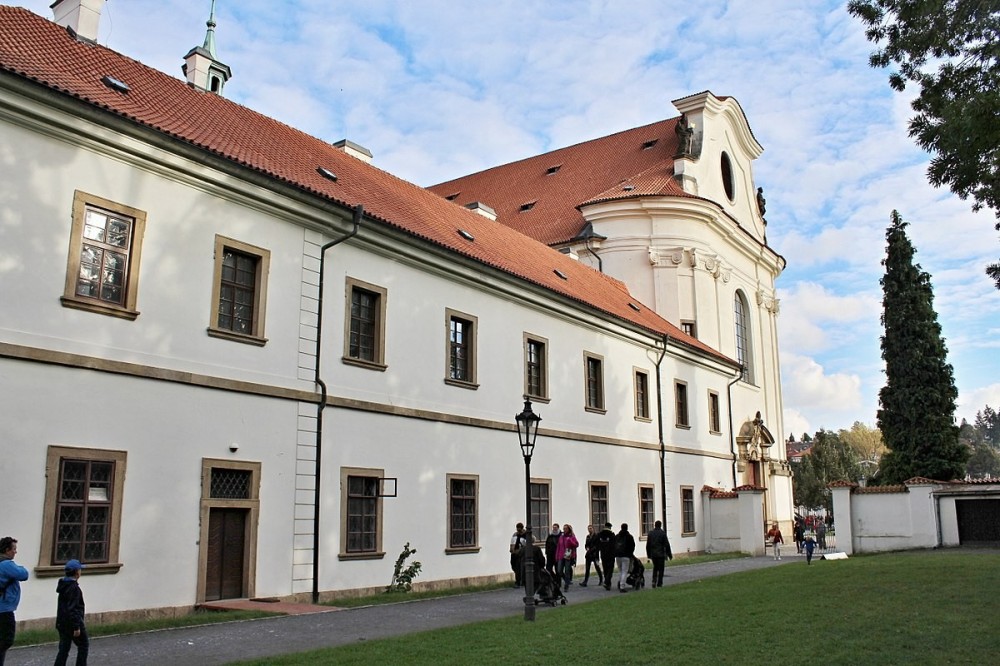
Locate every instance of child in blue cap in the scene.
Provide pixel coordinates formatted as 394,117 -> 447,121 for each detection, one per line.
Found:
54,559 -> 88,666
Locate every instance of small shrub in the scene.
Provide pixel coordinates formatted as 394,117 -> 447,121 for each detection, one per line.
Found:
386,542 -> 422,593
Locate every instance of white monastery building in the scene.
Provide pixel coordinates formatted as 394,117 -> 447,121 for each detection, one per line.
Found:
0,1 -> 792,624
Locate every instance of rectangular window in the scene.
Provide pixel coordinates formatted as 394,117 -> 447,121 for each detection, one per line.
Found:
447,475 -> 478,550
681,320 -> 697,338
343,278 -> 387,369
639,485 -> 655,537
38,446 -> 126,574
61,191 -> 147,319
584,352 -> 605,412
524,335 -> 548,400
634,369 -> 651,420
709,390 -> 722,434
340,467 -> 385,558
589,482 -> 609,528
445,310 -> 478,387
675,380 -> 690,428
529,480 -> 551,535
208,236 -> 270,345
681,486 -> 695,535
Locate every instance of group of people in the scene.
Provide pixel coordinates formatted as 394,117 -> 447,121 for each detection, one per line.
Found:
0,536 -> 89,666
509,519 -> 673,594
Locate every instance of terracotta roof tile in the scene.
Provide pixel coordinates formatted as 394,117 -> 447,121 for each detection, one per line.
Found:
429,117 -> 688,246
0,7 -> 731,363
855,484 -> 907,494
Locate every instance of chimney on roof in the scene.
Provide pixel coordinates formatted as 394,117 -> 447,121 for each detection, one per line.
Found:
464,202 -> 497,221
333,140 -> 373,164
51,0 -> 105,42
183,0 -> 232,95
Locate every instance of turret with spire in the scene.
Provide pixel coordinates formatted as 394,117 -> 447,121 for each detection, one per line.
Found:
182,0 -> 232,94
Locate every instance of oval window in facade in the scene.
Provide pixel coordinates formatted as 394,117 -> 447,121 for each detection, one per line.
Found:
721,151 -> 735,201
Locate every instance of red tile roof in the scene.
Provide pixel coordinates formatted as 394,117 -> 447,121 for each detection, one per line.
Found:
0,7 -> 732,363
429,117 -> 695,246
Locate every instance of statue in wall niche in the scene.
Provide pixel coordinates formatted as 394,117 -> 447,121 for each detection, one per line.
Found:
674,113 -> 695,157
756,187 -> 766,216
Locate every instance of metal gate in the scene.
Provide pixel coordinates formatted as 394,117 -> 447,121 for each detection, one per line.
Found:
956,499 -> 1000,544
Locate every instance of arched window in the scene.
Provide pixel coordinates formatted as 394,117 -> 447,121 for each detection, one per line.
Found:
734,291 -> 754,384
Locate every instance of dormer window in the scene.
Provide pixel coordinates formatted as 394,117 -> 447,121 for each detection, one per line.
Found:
642,139 -> 658,150
546,165 -> 562,175
519,201 -> 536,212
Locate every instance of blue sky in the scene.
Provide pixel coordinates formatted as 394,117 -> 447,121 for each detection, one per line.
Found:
18,0 -> 999,436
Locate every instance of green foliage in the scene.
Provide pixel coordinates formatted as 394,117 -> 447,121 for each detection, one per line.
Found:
847,0 -> 1000,287
962,405 -> 1000,478
877,212 -> 966,483
386,542 -> 422,593
791,430 -> 861,510
236,552 -> 1000,665
974,405 -> 1000,447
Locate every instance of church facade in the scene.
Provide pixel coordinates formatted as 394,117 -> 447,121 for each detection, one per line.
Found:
0,1 -> 791,624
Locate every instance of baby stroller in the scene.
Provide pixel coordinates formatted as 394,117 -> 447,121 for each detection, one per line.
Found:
533,567 -> 568,606
625,556 -> 646,590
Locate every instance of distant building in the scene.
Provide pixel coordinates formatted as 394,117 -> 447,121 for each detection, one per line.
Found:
0,1 -> 792,624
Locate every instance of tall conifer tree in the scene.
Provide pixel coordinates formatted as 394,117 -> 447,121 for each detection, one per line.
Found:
877,211 -> 967,483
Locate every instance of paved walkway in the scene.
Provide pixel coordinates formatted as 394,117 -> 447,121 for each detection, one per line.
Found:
7,555 -> 798,665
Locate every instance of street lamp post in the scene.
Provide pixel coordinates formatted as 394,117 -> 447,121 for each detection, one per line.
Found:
515,396 -> 541,622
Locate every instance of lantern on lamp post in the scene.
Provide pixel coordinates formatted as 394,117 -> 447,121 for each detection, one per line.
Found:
515,396 -> 541,621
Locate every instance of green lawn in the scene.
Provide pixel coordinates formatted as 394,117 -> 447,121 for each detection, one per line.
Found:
233,550 -> 1000,665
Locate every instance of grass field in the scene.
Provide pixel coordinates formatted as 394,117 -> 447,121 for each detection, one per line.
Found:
233,550 -> 1000,665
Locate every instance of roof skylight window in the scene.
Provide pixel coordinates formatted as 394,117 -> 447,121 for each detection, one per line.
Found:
642,139 -> 658,150
546,165 -> 562,175
101,75 -> 130,93
446,192 -> 460,201
628,302 -> 641,312
519,201 -> 536,212
553,269 -> 568,280
458,229 -> 475,241
316,166 -> 338,182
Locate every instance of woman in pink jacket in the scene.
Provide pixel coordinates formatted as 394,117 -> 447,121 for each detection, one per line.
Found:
555,524 -> 579,591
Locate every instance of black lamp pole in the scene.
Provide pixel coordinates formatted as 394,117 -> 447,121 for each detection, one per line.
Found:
515,396 -> 541,622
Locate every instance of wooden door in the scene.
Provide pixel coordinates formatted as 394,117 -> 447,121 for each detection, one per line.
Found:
205,508 -> 247,601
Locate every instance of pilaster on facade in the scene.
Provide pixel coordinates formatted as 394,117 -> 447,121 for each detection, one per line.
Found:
293,401 -> 318,593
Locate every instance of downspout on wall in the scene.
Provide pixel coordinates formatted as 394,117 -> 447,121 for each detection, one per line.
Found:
312,204 -> 363,603
654,334 -> 669,528
726,366 -> 743,489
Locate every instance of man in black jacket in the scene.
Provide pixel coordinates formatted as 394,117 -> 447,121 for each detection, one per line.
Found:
54,559 -> 88,666
596,522 -> 617,591
614,523 -> 636,592
645,520 -> 672,587
544,523 -> 561,584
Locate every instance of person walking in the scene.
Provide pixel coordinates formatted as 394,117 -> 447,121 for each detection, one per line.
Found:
596,522 -> 616,591
804,535 -> 816,565
645,520 -> 672,587
0,536 -> 29,666
509,523 -> 526,587
614,523 -> 636,592
793,518 -> 805,554
54,559 -> 88,666
766,522 -> 784,561
544,523 -> 562,583
579,525 -> 603,587
816,521 -> 827,550
555,524 -> 579,590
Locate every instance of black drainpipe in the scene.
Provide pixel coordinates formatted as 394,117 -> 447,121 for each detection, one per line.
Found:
725,366 -> 743,488
653,334 -> 669,528
312,204 -> 363,604
585,235 -> 603,273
